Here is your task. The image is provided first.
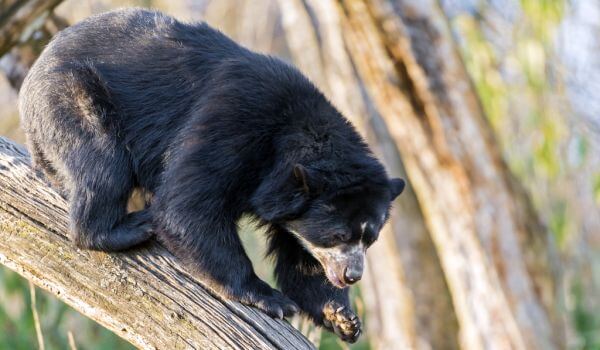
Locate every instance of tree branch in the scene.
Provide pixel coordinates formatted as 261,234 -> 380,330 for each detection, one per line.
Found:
0,10 -> 68,90
0,0 -> 64,57
0,137 -> 314,350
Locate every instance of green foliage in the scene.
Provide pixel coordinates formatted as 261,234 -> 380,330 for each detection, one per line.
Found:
451,0 -> 600,348
572,281 -> 600,349
454,15 -> 507,131
319,331 -> 370,350
520,0 -> 565,42
548,200 -> 568,247
593,174 -> 600,205
455,0 -> 568,235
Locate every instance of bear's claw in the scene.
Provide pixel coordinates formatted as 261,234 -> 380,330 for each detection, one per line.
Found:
249,292 -> 298,319
236,280 -> 299,319
322,301 -> 362,343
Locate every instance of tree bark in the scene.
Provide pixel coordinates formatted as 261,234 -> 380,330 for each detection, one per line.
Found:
0,137 -> 314,350
333,0 -> 563,349
0,11 -> 67,90
277,1 -> 459,349
0,0 -> 65,57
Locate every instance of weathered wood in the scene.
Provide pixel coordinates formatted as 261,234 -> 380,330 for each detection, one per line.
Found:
0,137 -> 314,350
0,0 -> 64,57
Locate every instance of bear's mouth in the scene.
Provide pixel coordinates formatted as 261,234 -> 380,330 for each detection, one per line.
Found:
287,229 -> 364,289
324,264 -> 347,288
290,230 -> 366,289
312,244 -> 365,289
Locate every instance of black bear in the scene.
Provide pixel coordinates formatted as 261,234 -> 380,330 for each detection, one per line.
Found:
19,8 -> 405,342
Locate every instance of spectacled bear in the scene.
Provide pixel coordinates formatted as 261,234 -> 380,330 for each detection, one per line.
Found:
19,8 -> 405,343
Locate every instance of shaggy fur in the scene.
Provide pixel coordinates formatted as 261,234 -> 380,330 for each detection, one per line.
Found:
19,9 -> 404,342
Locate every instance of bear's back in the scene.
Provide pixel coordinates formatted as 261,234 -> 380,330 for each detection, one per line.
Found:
20,9 -> 251,134
39,9 -> 239,67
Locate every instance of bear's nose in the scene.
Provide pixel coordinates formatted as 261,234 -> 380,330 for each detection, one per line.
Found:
343,266 -> 362,284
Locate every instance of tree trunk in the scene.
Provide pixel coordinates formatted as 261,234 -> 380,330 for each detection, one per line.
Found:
0,137 -> 314,350
0,0 -> 68,91
278,1 -> 459,349
0,10 -> 67,90
0,0 -> 64,57
331,0 -> 563,349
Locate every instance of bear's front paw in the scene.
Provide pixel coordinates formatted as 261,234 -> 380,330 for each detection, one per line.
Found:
237,280 -> 299,319
322,301 -> 362,343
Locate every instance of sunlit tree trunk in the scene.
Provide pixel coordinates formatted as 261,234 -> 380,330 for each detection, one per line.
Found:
278,0 -> 564,349
330,0 -> 563,349
0,0 -> 64,57
0,11 -> 66,90
278,1 -> 459,349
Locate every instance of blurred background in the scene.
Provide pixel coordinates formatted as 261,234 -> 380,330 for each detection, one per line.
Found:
0,0 -> 599,349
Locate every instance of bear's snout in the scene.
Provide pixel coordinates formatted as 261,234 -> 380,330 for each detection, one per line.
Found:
343,265 -> 362,284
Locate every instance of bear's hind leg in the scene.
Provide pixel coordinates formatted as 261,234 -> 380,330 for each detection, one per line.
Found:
26,138 -> 69,198
32,64 -> 154,252
67,145 -> 153,252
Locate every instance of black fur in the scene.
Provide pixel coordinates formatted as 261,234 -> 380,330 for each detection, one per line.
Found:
19,9 -> 404,342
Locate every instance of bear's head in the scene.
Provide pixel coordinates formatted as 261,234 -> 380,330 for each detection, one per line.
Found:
252,160 -> 405,288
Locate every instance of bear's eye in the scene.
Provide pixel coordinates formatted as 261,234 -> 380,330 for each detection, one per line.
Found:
333,231 -> 351,243
363,234 -> 377,247
361,223 -> 378,247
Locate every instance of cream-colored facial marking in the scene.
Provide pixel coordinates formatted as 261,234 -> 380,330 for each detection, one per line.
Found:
288,229 -> 365,288
360,222 -> 367,233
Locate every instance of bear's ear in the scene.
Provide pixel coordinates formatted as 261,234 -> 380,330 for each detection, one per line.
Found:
293,163 -> 326,196
293,164 -> 310,193
251,164 -> 312,222
389,178 -> 406,200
